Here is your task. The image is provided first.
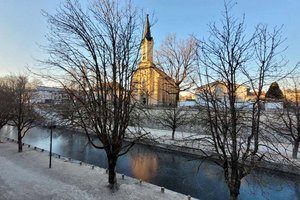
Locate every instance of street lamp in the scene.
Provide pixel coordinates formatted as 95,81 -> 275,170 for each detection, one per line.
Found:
48,123 -> 56,168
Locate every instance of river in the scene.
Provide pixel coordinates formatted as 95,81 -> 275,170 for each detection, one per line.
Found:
0,125 -> 299,200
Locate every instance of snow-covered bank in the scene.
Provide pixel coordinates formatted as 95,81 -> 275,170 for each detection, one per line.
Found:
127,126 -> 300,175
0,140 -> 195,200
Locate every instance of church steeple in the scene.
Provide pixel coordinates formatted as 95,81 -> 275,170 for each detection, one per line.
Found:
143,14 -> 152,41
140,14 -> 154,64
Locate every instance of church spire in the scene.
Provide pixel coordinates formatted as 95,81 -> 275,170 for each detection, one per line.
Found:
143,14 -> 152,40
140,14 -> 153,64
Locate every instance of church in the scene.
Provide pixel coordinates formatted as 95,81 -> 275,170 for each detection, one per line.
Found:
132,15 -> 178,106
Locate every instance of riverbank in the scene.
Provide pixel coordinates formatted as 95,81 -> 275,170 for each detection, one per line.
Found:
0,140 -> 194,200
54,124 -> 300,176
129,126 -> 300,176
137,138 -> 300,176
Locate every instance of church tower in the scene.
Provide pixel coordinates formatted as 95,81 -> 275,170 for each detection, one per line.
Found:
132,14 -> 177,106
140,14 -> 153,65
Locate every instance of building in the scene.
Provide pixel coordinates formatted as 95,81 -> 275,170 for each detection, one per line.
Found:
32,86 -> 68,104
92,82 -> 125,102
284,89 -> 300,102
195,81 -> 251,108
178,91 -> 197,107
132,15 -> 178,106
196,81 -> 250,102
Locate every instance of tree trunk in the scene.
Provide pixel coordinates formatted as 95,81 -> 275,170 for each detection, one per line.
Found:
230,191 -> 239,200
292,141 -> 299,159
226,167 -> 241,200
172,129 -> 175,140
107,154 -> 118,189
229,179 -> 241,200
175,91 -> 180,107
18,129 -> 23,152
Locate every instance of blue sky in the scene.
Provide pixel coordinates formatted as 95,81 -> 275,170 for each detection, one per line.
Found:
0,0 -> 299,77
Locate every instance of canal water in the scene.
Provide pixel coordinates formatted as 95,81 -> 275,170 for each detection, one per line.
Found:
1,125 -> 300,200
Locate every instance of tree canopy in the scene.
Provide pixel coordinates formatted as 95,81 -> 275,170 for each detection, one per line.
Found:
265,82 -> 284,99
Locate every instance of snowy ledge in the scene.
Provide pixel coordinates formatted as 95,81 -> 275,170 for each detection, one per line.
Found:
0,139 -> 196,200
126,127 -> 300,176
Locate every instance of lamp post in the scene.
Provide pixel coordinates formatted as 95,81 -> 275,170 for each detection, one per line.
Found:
48,123 -> 56,168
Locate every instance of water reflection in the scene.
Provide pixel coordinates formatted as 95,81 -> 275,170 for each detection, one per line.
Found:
240,170 -> 299,200
129,148 -> 158,181
295,181 -> 300,199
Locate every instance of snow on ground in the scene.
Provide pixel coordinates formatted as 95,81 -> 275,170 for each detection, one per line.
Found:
127,126 -> 300,167
0,140 -> 194,200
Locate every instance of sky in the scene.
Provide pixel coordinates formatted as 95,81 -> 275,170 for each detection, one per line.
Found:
0,0 -> 299,79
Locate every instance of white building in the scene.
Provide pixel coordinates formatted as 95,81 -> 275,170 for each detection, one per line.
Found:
195,81 -> 250,106
32,86 -> 68,104
265,102 -> 284,111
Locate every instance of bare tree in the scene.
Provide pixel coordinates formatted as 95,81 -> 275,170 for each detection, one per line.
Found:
42,0 -> 145,189
7,75 -> 39,152
196,2 -> 286,200
0,78 -> 14,129
156,34 -> 198,105
155,106 -> 191,140
268,73 -> 300,159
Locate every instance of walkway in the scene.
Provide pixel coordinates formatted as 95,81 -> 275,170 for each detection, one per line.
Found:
0,140 -> 193,200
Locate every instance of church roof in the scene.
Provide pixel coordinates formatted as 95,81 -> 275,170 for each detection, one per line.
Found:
135,64 -> 177,87
143,14 -> 152,41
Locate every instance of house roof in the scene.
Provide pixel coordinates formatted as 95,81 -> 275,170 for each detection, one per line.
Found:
284,89 -> 300,93
37,86 -> 64,92
196,80 -> 249,91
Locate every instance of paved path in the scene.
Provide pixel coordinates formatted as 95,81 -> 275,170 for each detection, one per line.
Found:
0,140 -> 193,200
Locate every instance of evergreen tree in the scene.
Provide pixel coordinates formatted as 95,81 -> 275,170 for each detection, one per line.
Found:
266,82 -> 284,99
